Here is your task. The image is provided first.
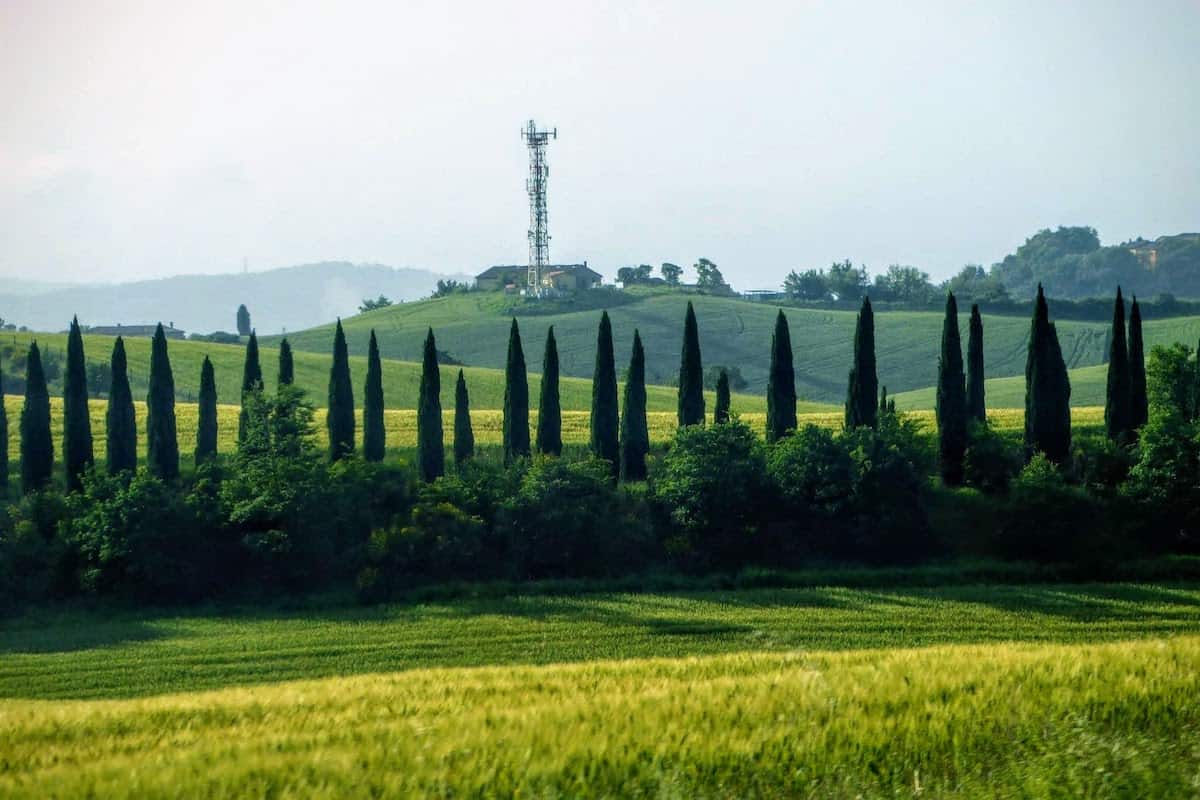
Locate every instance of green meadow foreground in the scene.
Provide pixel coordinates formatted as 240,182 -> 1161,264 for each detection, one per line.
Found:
2,581 -> 1200,796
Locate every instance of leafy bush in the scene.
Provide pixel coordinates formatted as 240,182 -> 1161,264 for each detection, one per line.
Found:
1123,412 -> 1200,553
963,422 -> 1022,493
996,454 -> 1108,564
766,425 -> 855,558
654,420 -> 771,568
501,458 -> 656,579
0,491 -> 72,606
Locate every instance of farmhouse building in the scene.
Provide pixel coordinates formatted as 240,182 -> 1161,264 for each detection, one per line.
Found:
475,263 -> 602,293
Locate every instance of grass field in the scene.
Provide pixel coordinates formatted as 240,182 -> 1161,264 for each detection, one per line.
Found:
268,289 -> 1200,403
3,396 -> 1107,465
2,581 -> 1199,796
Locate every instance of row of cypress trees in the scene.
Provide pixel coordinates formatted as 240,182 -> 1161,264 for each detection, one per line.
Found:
1104,287 -> 1149,441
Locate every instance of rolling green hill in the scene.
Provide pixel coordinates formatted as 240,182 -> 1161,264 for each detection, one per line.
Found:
894,363 -> 1111,410
270,289 -> 1200,405
0,330 -> 770,413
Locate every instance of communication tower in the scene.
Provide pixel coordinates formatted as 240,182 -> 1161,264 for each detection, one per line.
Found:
522,120 -> 556,296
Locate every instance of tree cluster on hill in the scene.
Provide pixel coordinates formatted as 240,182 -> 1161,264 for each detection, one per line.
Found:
2,285 -> 1197,608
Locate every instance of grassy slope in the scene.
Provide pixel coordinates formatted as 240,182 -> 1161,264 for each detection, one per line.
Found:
894,363 -> 1111,409
2,583 -> 1199,796
270,289 -> 1200,404
1,330 -> 769,413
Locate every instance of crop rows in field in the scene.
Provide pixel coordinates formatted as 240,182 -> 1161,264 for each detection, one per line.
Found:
2,397 -> 1105,464
1,583 -> 1199,797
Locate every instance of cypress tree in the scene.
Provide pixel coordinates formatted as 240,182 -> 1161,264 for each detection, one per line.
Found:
766,309 -> 796,442
1129,296 -> 1148,429
454,369 -> 474,466
536,326 -> 562,456
844,297 -> 878,429
502,319 -> 530,464
277,338 -> 295,389
677,301 -> 705,426
714,369 -> 731,424
106,337 -> 137,474
62,316 -> 94,490
417,328 -> 444,481
363,330 -> 385,462
146,323 -> 179,480
327,319 -> 355,461
590,311 -> 619,475
966,304 -> 986,423
238,331 -> 263,442
620,330 -> 649,481
1024,286 -> 1072,463
0,361 -> 8,489
20,342 -> 53,492
1104,287 -> 1132,440
936,292 -> 968,485
195,356 -> 218,465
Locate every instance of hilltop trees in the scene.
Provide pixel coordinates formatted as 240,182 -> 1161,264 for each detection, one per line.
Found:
714,369 -> 731,424
1130,297 -> 1148,429
236,304 -> 251,337
967,304 -> 986,423
278,338 -> 294,388
620,331 -> 649,481
363,330 -> 385,462
678,302 -> 705,426
590,312 -> 619,475
238,332 -> 263,443
936,293 -> 968,485
502,319 -> 530,464
417,328 -> 444,482
1024,285 -> 1071,463
766,310 -> 796,442
195,356 -> 218,465
147,324 -> 179,480
454,370 -> 474,466
661,263 -> 682,285
845,297 -> 878,429
1105,288 -> 1132,440
20,342 -> 53,491
63,317 -> 94,491
106,337 -> 137,474
327,319 -> 355,461
536,326 -> 562,456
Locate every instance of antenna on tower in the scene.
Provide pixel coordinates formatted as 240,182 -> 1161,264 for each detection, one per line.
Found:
522,120 -> 556,297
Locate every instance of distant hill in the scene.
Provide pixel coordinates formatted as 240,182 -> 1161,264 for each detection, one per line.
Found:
0,262 -> 469,336
271,288 -> 1200,405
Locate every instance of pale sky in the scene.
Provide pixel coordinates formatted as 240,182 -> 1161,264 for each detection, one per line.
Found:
2,0 -> 1198,288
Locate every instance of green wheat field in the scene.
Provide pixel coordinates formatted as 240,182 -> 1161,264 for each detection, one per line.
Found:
2,581 -> 1199,796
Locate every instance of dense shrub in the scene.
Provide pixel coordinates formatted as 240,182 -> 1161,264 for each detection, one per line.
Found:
654,420 -> 771,568
963,422 -> 1022,493
995,455 -> 1109,564
360,501 -> 489,600
766,425 -> 855,558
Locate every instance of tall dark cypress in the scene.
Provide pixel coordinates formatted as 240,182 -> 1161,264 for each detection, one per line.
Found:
62,317 -> 94,490
454,369 -> 474,466
195,356 -> 218,465
966,304 -> 986,423
146,323 -> 179,480
363,330 -> 385,462
417,328 -> 444,481
0,361 -> 8,489
1128,296 -> 1148,429
677,301 -> 705,426
766,309 -> 797,442
106,337 -> 137,474
845,297 -> 878,429
590,312 -> 619,475
502,319 -> 530,464
238,331 -> 263,442
1104,287 -> 1132,440
327,319 -> 356,461
536,326 -> 562,456
277,338 -> 295,389
936,293 -> 968,485
20,342 -> 53,492
620,331 -> 649,481
714,369 -> 731,424
1025,286 -> 1072,463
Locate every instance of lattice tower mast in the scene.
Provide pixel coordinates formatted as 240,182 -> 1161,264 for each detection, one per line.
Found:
522,120 -> 556,297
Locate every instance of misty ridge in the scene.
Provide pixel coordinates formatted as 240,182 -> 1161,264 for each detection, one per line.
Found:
0,262 -> 470,335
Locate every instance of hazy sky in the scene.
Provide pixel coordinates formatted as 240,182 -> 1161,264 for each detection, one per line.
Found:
3,1 -> 1198,288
